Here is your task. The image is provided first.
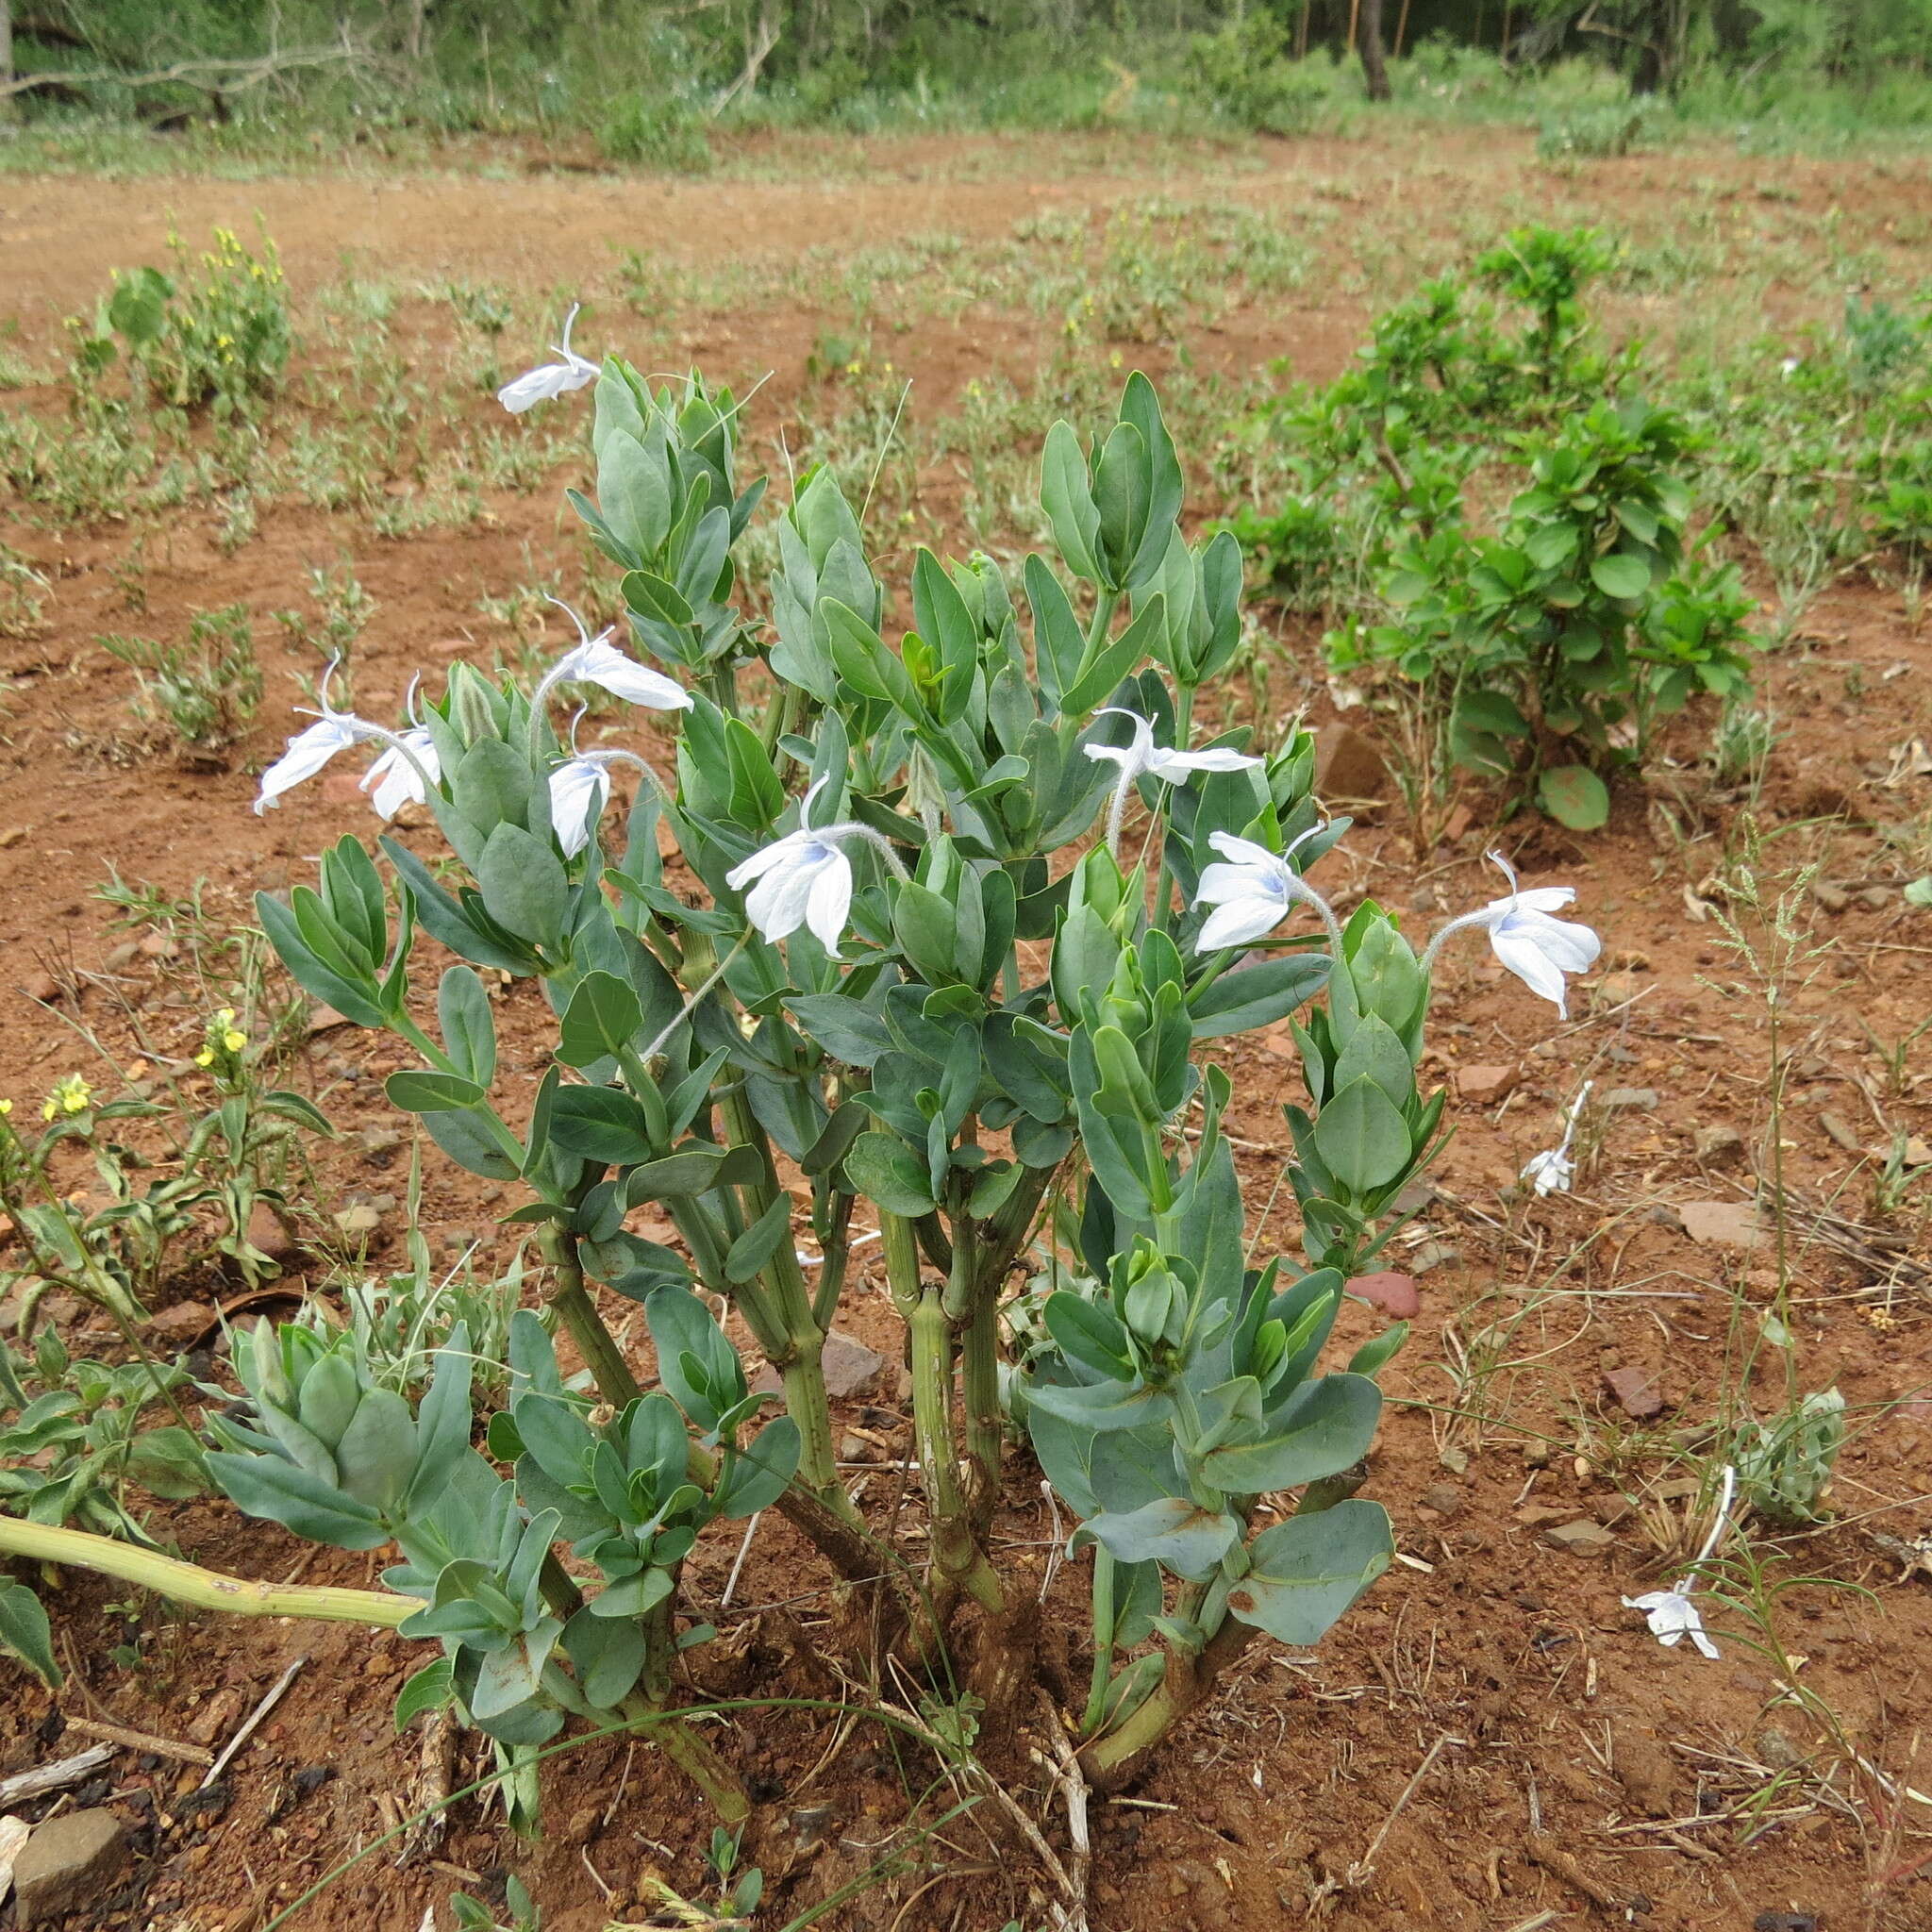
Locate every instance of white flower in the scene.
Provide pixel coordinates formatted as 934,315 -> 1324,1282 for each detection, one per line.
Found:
728,828 -> 855,957
1084,708 -> 1263,788
496,303 -> 598,413
546,631 -> 691,713
1521,1079 -> 1591,1196
549,756 -> 611,858
1192,826 -> 1325,954
1422,851 -> 1602,1018
1086,708 -> 1261,856
254,713 -> 363,813
1621,1466 -> 1734,1662
360,727 -> 441,821
723,778 -> 908,958
1621,1584 -> 1721,1659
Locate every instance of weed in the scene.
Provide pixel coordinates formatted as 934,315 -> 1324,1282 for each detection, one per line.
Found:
102,605 -> 264,751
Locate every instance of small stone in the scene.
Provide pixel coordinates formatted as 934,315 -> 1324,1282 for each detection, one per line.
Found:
1456,1063 -> 1518,1105
1388,1178 -> 1436,1217
1522,1439 -> 1552,1469
1810,880 -> 1851,915
1348,1271 -> 1419,1318
246,1202 -> 301,1268
564,1804 -> 601,1845
790,1804 -> 834,1852
355,1124 -> 402,1156
1602,1364 -> 1666,1420
1418,1483 -> 1462,1520
1409,1241 -> 1462,1276
1755,1725 -> 1802,1769
1858,886 -> 1892,912
18,972 -> 60,1005
1693,1124 -> 1744,1166
1545,1519 -> 1617,1553
1819,1111 -> 1862,1154
1679,1201 -> 1770,1249
11,1809 -> 128,1928
333,1202 -> 385,1241
104,941 -> 141,971
307,1004 -> 354,1036
837,1432 -> 875,1463
0,826 -> 25,850
821,1331 -> 886,1401
1646,1204 -> 1687,1232
1603,1087 -> 1658,1111
1595,971 -> 1645,1006
137,931 -> 177,959
148,1301 -> 215,1345
1753,1914 -> 1819,1932
1314,724 -> 1389,803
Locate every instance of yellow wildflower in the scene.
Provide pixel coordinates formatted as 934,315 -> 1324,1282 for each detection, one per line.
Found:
224,1031 -> 247,1054
195,1049 -> 215,1068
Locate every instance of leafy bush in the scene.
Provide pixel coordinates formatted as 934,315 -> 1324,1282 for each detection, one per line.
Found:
598,94 -> 715,172
103,603 -> 263,749
196,360 -> 1598,1815
1181,18 -> 1327,135
1537,105 -> 1648,160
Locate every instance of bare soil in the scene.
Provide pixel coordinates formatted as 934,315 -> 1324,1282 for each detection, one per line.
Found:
2,126 -> 1931,1932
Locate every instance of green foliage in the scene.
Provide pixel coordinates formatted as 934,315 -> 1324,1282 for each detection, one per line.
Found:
102,604 -> 263,749
0,1327 -> 206,1544
1731,1389 -> 1847,1525
597,94 -> 715,172
0,1579 -> 61,1688
1180,17 -> 1328,135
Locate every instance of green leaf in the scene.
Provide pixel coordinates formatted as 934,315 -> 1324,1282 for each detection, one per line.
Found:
715,1416 -> 801,1516
1538,763 -> 1610,830
1199,1374 -> 1381,1494
1590,552 -> 1651,600
724,1196 -> 793,1284
476,822 -> 570,949
421,1105 -> 522,1181
548,1086 -> 658,1166
1224,1500 -> 1393,1644
1084,1498 -> 1238,1581
558,971 -> 646,1069
625,1143 -> 759,1200
0,1581 -> 60,1689
386,1069 -> 488,1114
1187,955 -> 1329,1039
393,1656 -> 455,1731
1311,1076 -> 1411,1193
438,967 -> 498,1087
207,1453 -> 389,1550
1041,421 -> 1104,586
560,1606 -> 647,1708
841,1130 -> 937,1216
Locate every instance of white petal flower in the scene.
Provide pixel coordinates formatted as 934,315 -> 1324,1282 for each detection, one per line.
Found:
549,757 -> 611,858
496,303 -> 599,414
1084,708 -> 1263,787
1521,1147 -> 1575,1197
728,832 -> 854,957
1424,851 -> 1602,1018
550,633 -> 691,713
253,715 -> 361,814
1191,828 -> 1324,955
1622,1585 -> 1721,1660
360,727 -> 441,821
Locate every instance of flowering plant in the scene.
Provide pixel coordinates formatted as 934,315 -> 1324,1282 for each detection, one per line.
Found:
229,350 -> 1599,1808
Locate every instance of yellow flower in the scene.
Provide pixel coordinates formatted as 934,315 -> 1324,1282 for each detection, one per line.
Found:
195,1048 -> 215,1068
0,1097 -> 12,1115
224,1031 -> 247,1054
1109,351 -> 1124,369
216,1008 -> 235,1025
45,1073 -> 93,1119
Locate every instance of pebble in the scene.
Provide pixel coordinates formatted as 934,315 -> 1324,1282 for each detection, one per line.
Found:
1456,1063 -> 1518,1105
10,1809 -> 128,1928
1545,1520 -> 1617,1553
1602,1364 -> 1666,1420
1409,1241 -> 1462,1276
1692,1124 -> 1744,1165
1602,1087 -> 1658,1111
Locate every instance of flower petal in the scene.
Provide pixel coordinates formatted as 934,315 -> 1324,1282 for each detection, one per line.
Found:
1207,831 -> 1282,870
1149,746 -> 1264,780
1199,896 -> 1287,953
1489,923 -> 1573,1013
254,717 -> 358,813
496,361 -> 587,414
803,852 -> 855,958
744,853 -> 824,942
1511,886 -> 1578,913
548,758 -> 609,858
1513,908 -> 1603,973
726,830 -> 809,891
557,637 -> 691,712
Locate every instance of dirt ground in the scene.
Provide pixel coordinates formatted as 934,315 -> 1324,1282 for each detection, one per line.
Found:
3,126 -> 1932,1932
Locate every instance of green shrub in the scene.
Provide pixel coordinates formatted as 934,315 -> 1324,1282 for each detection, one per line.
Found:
597,94 -> 714,173
1181,18 -> 1326,135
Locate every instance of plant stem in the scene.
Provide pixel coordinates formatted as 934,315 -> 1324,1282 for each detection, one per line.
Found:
0,1515 -> 413,1625
536,1224 -> 641,1406
1079,1546 -> 1117,1737
882,1211 -> 1003,1614
1152,681 -> 1194,933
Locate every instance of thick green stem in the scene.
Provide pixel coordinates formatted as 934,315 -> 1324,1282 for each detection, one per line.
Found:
0,1516 -> 413,1625
882,1212 -> 1003,1614
717,1082 -> 850,1522
1080,1546 -> 1118,1737
1077,1612 -> 1259,1790
537,1225 -> 641,1406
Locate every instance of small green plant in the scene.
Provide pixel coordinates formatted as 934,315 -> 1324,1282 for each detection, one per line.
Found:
598,94 -> 713,173
84,229 -> 292,418
0,1326 -> 207,1543
1537,105 -> 1647,161
450,1874 -> 539,1932
102,604 -> 263,750
1730,1388 -> 1846,1525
